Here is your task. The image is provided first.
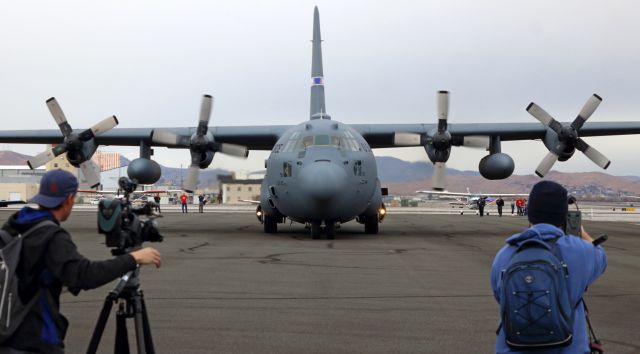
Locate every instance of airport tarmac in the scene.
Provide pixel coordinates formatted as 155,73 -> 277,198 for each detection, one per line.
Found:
1,208 -> 639,354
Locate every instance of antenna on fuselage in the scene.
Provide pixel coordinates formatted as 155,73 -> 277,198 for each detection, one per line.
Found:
310,6 -> 329,120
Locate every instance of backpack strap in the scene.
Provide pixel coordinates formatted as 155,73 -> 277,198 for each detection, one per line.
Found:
21,220 -> 58,238
0,229 -> 13,246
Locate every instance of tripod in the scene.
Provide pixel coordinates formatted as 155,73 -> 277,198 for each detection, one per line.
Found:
86,268 -> 155,354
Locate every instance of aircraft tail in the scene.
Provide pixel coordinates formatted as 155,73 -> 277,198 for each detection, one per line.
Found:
310,6 -> 329,120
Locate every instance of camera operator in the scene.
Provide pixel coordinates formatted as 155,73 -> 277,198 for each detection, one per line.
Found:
0,170 -> 161,354
490,181 -> 606,353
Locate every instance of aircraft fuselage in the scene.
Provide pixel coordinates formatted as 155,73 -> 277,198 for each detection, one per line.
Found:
260,119 -> 382,225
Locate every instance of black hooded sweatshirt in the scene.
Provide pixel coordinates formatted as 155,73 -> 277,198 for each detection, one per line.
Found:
1,207 -> 137,353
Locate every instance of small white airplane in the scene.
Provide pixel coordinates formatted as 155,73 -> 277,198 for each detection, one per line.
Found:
417,188 -> 528,210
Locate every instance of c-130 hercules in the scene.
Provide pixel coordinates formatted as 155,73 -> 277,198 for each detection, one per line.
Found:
2,7 -> 640,239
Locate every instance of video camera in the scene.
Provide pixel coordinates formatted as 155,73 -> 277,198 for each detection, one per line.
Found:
97,177 -> 163,254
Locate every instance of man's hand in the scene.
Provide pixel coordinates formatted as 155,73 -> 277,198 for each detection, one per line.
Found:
130,247 -> 162,268
580,226 -> 594,243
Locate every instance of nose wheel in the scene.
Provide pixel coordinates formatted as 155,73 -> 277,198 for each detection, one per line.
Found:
309,221 -> 336,240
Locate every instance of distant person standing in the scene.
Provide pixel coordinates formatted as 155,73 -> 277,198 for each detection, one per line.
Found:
180,193 -> 188,213
477,196 -> 486,217
496,196 -> 504,217
510,199 -> 515,215
154,194 -> 161,213
198,194 -> 205,213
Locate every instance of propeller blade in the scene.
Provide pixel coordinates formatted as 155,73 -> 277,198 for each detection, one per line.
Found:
218,143 -> 249,158
535,151 -> 559,177
46,97 -> 67,125
526,102 -> 563,134
183,164 -> 200,193
393,132 -> 422,146
462,136 -> 490,149
79,160 -> 101,188
437,91 -> 449,132
197,95 -> 213,136
432,162 -> 447,191
27,149 -> 57,169
90,115 -> 119,136
151,130 -> 190,147
46,97 -> 73,137
572,94 -> 602,131
575,138 -> 611,169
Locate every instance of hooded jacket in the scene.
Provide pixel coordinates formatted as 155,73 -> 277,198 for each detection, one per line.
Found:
490,223 -> 607,354
1,207 -> 137,354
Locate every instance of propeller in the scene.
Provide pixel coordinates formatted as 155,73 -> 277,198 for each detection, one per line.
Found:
151,95 -> 249,192
526,94 -> 610,177
393,91 -> 490,191
27,97 -> 118,188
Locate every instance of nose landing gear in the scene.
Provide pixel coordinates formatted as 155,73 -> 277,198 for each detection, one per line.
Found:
309,221 -> 337,240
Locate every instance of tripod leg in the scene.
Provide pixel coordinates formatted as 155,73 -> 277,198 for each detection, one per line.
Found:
86,296 -> 114,354
115,304 -> 131,354
131,292 -> 152,354
140,294 -> 156,354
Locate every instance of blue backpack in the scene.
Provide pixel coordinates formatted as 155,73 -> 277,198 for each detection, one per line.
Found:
500,237 -> 574,349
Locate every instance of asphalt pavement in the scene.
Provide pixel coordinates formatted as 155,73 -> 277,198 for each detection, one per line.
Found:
1,208 -> 638,354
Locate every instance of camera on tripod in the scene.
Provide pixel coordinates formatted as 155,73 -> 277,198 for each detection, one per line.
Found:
97,177 -> 163,254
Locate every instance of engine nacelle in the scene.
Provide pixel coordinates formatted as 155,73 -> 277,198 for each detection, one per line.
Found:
479,153 -> 514,180
65,138 -> 98,168
127,158 -> 162,184
192,151 -> 215,169
543,129 -> 575,162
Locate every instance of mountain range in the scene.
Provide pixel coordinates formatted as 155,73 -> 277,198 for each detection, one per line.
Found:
2,150 -> 639,198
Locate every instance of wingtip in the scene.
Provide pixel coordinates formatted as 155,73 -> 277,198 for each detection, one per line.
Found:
535,170 -> 544,178
593,93 -> 603,101
46,97 -> 56,103
603,161 -> 611,169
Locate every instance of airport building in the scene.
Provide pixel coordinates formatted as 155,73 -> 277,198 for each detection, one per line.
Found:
218,175 -> 262,204
0,166 -> 45,201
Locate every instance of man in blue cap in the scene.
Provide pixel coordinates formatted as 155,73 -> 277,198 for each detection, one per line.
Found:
0,169 -> 161,354
490,180 -> 607,353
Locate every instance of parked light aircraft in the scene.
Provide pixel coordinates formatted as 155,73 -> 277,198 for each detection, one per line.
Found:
0,200 -> 25,208
3,7 -> 640,238
418,189 -> 528,210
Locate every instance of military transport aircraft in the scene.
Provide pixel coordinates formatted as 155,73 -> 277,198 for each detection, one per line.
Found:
2,7 -> 640,239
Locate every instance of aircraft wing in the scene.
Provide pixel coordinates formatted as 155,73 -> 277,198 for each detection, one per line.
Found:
0,125 -> 293,151
417,190 -> 528,197
0,200 -> 26,207
351,122 -> 640,149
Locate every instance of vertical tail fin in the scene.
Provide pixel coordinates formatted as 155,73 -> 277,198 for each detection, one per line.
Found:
310,6 -> 329,120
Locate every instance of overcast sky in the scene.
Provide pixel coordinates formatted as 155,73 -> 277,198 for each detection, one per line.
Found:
1,0 -> 639,176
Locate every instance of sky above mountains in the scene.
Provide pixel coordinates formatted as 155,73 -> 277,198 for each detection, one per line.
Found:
1,1 -> 640,176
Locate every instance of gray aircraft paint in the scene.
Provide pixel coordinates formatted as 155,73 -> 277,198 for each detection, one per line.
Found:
310,7 -> 327,120
261,119 -> 381,224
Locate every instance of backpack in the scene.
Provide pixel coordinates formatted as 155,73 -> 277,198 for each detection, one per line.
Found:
0,220 -> 57,342
500,237 -> 574,349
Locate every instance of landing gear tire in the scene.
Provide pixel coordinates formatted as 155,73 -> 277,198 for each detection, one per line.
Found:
264,215 -> 278,233
364,216 -> 379,234
325,222 -> 336,240
311,223 -> 321,240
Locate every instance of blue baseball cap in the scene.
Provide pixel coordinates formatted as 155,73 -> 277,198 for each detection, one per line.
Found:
29,169 -> 79,208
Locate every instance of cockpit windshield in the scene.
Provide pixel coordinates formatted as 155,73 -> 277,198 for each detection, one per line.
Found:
281,130 -> 363,152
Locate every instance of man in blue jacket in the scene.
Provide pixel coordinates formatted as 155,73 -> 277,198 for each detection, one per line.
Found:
490,181 -> 607,353
0,169 -> 162,354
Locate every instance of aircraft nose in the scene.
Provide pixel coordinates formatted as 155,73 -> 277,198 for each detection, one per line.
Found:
299,161 -> 348,201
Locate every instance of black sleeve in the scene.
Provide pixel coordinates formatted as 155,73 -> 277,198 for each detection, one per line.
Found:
44,229 -> 137,291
